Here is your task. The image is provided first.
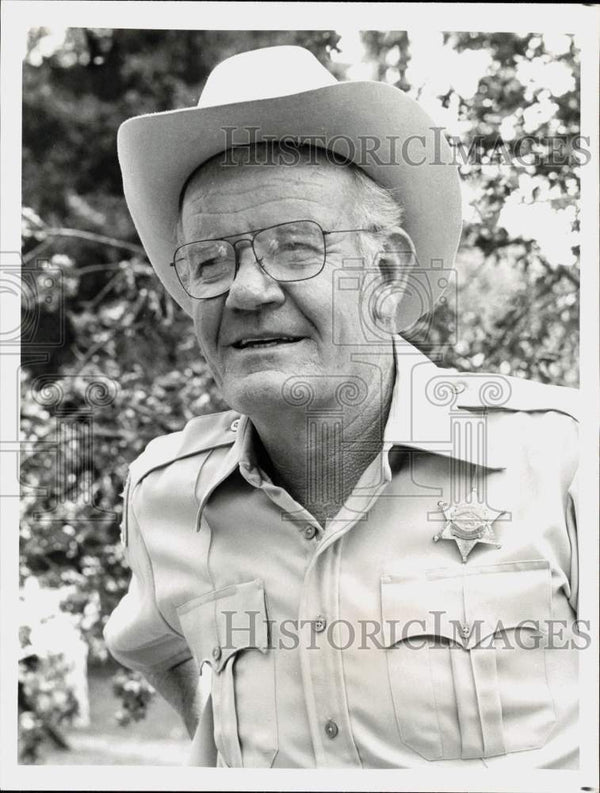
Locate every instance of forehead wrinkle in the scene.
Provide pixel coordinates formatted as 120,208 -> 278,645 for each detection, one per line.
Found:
183,159 -> 354,203
186,172 -> 334,204
183,194 -> 353,236
185,192 -> 330,215
184,179 -> 312,213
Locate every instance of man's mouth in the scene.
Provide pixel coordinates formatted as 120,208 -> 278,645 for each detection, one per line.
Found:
231,336 -> 305,350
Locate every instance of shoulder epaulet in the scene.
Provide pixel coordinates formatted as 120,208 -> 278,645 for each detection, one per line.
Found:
454,372 -> 579,422
128,409 -> 240,488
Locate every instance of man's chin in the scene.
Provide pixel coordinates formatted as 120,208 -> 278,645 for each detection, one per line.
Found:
222,370 -> 294,416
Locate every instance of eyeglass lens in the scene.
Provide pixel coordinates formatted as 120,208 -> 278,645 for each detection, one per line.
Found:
174,220 -> 326,299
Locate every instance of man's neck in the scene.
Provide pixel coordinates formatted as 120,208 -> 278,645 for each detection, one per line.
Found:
249,360 -> 396,527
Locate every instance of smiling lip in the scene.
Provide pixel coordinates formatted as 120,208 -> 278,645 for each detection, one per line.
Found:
230,335 -> 305,350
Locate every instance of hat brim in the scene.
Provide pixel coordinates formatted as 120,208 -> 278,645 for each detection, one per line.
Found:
118,80 -> 462,318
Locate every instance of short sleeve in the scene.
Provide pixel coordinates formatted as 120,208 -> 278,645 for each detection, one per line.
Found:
103,474 -> 193,675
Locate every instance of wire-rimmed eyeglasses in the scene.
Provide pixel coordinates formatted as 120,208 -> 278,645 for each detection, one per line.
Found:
170,219 -> 374,300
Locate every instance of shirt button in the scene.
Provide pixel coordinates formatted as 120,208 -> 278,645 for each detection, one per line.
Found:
230,419 -> 240,432
324,719 -> 339,739
314,616 -> 327,633
303,524 -> 318,540
212,645 -> 222,661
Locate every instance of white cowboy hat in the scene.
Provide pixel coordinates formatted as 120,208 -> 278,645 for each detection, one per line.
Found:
118,45 -> 462,321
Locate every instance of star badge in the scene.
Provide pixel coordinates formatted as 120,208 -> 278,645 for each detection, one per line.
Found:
433,497 -> 503,563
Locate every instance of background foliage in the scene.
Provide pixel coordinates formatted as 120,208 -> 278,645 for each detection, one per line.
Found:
19,29 -> 580,762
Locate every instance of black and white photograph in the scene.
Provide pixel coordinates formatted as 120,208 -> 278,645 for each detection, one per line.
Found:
1,2 -> 598,791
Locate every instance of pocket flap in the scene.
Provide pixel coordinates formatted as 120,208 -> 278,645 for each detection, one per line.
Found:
463,560 -> 551,646
176,579 -> 269,673
381,571 -> 467,646
381,560 -> 551,649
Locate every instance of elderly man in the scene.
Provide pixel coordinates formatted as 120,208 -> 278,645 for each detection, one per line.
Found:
104,46 -> 580,769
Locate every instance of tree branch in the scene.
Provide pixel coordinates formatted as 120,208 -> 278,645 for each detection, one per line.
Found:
23,228 -> 146,264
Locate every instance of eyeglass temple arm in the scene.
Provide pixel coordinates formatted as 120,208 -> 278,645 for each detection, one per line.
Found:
323,226 -> 417,254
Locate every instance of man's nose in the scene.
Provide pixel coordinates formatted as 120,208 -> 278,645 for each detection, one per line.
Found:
225,239 -> 285,311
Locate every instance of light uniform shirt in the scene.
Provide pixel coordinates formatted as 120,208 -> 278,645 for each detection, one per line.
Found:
104,341 -> 580,769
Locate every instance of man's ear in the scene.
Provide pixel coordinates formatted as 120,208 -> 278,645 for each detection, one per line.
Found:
371,227 -> 420,335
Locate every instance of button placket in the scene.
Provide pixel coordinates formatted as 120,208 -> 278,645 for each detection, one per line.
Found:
298,540 -> 361,766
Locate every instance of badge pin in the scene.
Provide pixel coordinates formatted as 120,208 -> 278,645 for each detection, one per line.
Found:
433,495 -> 502,563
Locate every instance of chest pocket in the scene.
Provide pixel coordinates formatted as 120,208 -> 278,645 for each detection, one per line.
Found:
381,560 -> 556,761
176,579 -> 277,768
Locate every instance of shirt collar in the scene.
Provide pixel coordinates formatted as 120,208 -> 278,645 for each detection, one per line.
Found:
197,413 -> 252,514
384,336 -> 506,469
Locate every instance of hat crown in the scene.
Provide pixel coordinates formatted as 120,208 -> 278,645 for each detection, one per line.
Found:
197,45 -> 338,109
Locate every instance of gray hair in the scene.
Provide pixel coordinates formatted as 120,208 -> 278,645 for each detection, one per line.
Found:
347,165 -> 404,263
349,165 -> 403,230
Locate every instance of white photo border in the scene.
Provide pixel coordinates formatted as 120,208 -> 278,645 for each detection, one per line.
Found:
1,3 -> 598,792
